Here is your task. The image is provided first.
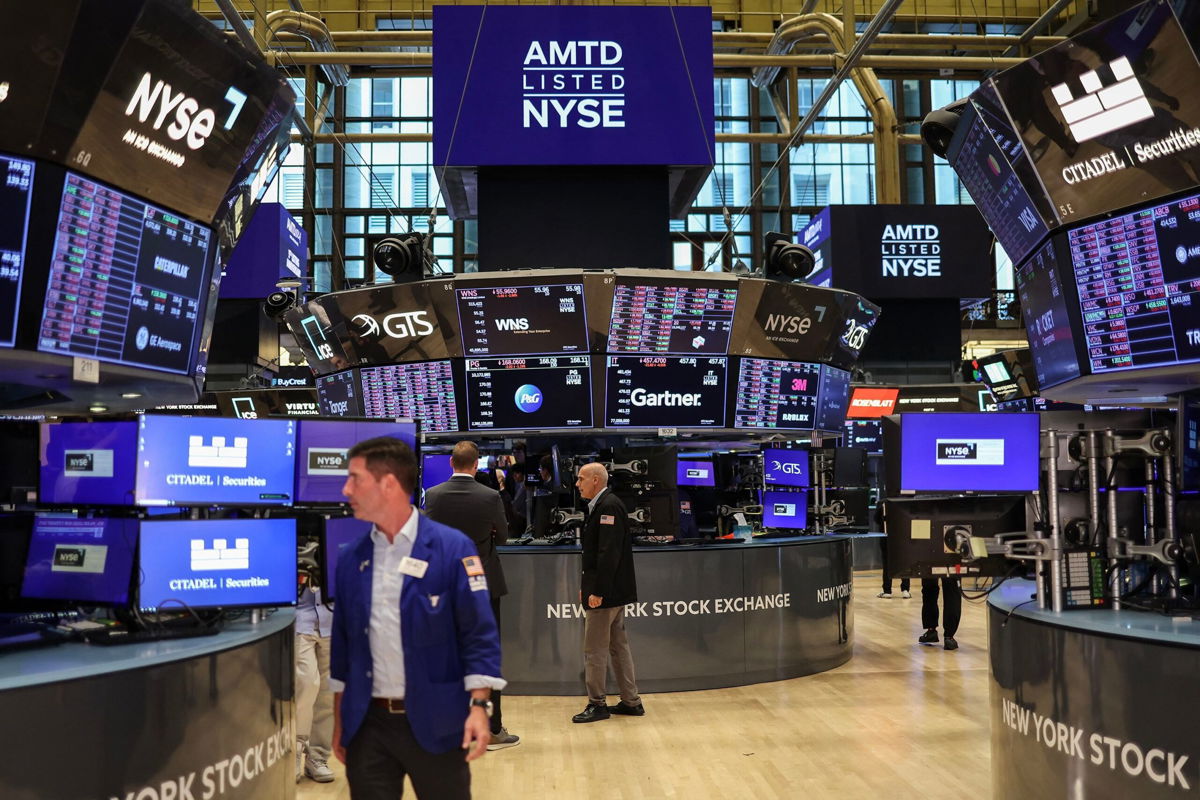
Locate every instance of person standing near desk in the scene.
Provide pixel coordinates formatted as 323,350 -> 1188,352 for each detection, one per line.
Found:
331,436 -> 503,799
424,441 -> 521,750
572,462 -> 644,723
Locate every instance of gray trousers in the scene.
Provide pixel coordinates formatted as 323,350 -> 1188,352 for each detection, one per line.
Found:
583,606 -> 641,706
296,633 -> 333,760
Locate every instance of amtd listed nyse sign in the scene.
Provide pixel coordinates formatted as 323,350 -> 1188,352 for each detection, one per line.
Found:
522,41 -> 626,129
881,224 -> 940,278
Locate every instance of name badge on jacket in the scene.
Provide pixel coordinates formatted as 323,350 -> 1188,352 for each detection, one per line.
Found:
400,556 -> 429,578
600,515 -> 615,525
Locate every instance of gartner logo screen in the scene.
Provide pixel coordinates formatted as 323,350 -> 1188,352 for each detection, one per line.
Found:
135,416 -> 296,506
762,447 -> 810,488
294,420 -> 417,504
900,412 -> 1040,492
605,356 -> 726,428
138,519 -> 296,610
40,421 -> 139,506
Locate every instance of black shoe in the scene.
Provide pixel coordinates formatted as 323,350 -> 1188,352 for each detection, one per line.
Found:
918,628 -> 939,644
572,703 -> 610,723
607,701 -> 645,717
944,636 -> 959,651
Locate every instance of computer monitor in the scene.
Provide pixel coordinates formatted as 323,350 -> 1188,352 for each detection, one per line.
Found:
762,489 -> 807,530
762,447 -> 810,488
843,420 -> 883,454
677,459 -> 716,488
294,419 -> 417,505
321,516 -> 371,602
135,415 -> 297,507
39,421 -> 139,506
21,516 -> 137,606
137,518 -> 297,610
883,495 -> 1026,578
420,453 -> 455,506
1179,390 -> 1200,492
889,412 -> 1040,494
465,356 -> 593,431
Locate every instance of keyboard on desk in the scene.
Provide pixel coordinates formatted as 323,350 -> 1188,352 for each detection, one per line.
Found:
84,624 -> 221,646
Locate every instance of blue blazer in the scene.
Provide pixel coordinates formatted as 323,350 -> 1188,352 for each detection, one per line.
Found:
330,513 -> 502,754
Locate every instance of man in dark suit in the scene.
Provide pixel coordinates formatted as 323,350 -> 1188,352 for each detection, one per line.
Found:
424,441 -> 520,750
572,462 -> 644,723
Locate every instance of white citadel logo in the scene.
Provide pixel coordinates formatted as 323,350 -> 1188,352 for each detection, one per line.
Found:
1051,57 -> 1152,143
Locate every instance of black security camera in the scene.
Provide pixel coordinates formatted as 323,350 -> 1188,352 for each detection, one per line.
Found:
372,233 -> 430,282
263,289 -> 298,321
764,232 -> 817,283
921,97 -> 970,159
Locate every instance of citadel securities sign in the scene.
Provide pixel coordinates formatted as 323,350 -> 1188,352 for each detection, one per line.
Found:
433,6 -> 713,167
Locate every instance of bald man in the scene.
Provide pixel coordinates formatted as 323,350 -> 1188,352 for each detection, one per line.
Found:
571,462 -> 643,723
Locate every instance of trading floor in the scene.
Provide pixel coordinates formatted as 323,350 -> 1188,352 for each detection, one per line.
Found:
298,570 -> 991,800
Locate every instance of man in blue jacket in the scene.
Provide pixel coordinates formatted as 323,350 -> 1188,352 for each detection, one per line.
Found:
330,436 -> 503,799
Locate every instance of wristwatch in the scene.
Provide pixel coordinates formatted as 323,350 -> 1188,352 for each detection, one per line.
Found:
470,698 -> 494,718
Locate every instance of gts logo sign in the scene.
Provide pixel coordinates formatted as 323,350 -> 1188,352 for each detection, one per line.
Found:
125,72 -> 248,150
770,460 -> 805,475
934,438 -> 1005,466
495,318 -> 530,331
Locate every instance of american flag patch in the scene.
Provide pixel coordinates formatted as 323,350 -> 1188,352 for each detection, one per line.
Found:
462,556 -> 484,576
600,515 -> 615,525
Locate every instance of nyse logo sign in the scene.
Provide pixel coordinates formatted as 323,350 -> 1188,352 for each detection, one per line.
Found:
522,40 -> 626,129
308,448 -> 349,475
1051,57 -> 1152,143
64,449 -> 115,478
51,544 -> 108,574
353,311 -> 435,340
881,224 -> 940,278
935,438 -> 1005,466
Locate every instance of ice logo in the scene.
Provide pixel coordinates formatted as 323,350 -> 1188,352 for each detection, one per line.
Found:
135,326 -> 150,351
515,384 -> 543,413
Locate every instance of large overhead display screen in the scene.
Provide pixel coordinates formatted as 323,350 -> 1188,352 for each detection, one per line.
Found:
465,356 -> 593,431
1016,238 -> 1082,388
0,154 -> 34,348
605,356 -> 727,428
734,358 -> 822,430
360,361 -> 460,432
316,371 -> 364,417
37,172 -> 213,374
608,277 -> 738,354
456,282 -> 588,356
1069,190 -> 1200,374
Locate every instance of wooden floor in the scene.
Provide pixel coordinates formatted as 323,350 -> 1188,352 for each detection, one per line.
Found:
298,571 -> 992,799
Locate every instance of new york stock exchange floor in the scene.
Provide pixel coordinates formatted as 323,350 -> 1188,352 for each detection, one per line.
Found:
298,571 -> 990,800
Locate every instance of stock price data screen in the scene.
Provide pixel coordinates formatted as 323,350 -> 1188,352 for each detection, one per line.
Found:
0,154 -> 34,348
1016,240 -> 1081,389
456,283 -> 588,357
604,356 -> 727,428
38,172 -> 212,374
360,361 -> 459,433
608,281 -> 738,354
316,371 -> 364,417
734,358 -> 822,430
1070,192 -> 1200,374
465,356 -> 592,431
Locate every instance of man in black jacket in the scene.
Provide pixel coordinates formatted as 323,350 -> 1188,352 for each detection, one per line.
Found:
424,441 -> 520,749
572,462 -> 644,723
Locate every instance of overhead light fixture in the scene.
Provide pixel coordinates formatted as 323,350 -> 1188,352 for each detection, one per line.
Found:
921,96 -> 970,159
121,392 -> 143,399
372,233 -> 431,283
88,404 -> 107,413
763,232 -> 817,283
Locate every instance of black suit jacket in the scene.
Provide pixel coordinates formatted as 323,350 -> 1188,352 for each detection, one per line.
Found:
424,475 -> 509,598
580,489 -> 636,608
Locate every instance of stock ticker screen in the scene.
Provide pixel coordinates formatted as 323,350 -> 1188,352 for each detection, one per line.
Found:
316,371 -> 364,417
815,365 -> 852,430
1016,239 -> 1082,389
360,361 -> 460,433
37,172 -> 212,374
604,356 -> 727,428
734,358 -> 822,430
0,154 -> 34,348
608,280 -> 738,354
455,282 -> 588,357
465,355 -> 593,431
1070,191 -> 1200,374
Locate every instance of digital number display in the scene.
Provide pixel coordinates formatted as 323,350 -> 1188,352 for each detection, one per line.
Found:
456,283 -> 588,356
360,361 -> 460,433
608,282 -> 738,354
38,172 -> 212,374
465,355 -> 592,431
604,355 -> 727,428
734,358 -> 822,430
1016,239 -> 1081,389
0,154 -> 34,348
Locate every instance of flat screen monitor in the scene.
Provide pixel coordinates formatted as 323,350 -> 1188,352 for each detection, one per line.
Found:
21,517 -> 137,606
295,419 -> 418,504
846,386 -> 900,419
607,277 -> 738,354
0,153 -> 34,348
465,356 -> 593,431
1015,239 -> 1082,390
733,358 -> 822,429
420,453 -> 455,505
677,459 -> 716,488
815,365 -> 852,430
884,495 -> 1025,578
137,518 -> 297,610
322,516 -> 370,602
844,420 -> 884,454
896,412 -> 1040,493
456,281 -> 589,356
135,415 -> 296,507
359,361 -> 460,433
762,489 -> 807,530
762,447 -> 810,488
37,171 -> 214,374
317,371 -> 364,417
39,421 -> 138,506
1068,190 -> 1200,375
1179,390 -> 1200,492
605,356 -> 726,428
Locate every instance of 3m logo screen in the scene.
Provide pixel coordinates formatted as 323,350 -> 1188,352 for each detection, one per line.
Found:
191,538 -> 250,571
1051,56 -> 1153,143
188,436 -> 249,468
935,439 -> 1005,465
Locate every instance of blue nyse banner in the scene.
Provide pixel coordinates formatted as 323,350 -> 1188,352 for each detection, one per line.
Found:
433,6 -> 714,167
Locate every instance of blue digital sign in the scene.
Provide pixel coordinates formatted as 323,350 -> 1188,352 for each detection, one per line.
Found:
22,517 -> 138,606
138,518 -> 297,610
762,489 -> 807,530
677,459 -> 715,488
40,421 -> 139,506
433,6 -> 713,168
762,447 -> 810,488
219,203 -> 308,299
322,516 -> 371,602
135,415 -> 296,506
898,412 -> 1040,493
295,419 -> 417,505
